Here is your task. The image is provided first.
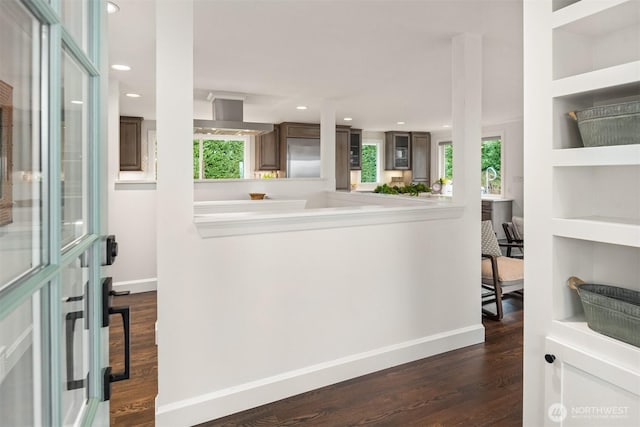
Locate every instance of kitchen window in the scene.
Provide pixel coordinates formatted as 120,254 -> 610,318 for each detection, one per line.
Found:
360,140 -> 382,184
437,136 -> 503,196
480,137 -> 502,195
193,134 -> 250,179
438,141 -> 453,182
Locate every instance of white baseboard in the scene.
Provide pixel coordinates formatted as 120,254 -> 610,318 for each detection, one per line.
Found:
0,326 -> 33,384
113,278 -> 157,294
155,323 -> 485,427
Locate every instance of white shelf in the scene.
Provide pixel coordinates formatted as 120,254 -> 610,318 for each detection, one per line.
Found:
552,61 -> 640,97
551,318 -> 640,375
552,0 -> 639,34
552,144 -> 640,166
552,216 -> 640,247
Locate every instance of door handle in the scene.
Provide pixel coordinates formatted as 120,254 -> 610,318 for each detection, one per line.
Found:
101,277 -> 131,401
65,281 -> 89,391
65,311 -> 86,391
108,306 -> 131,382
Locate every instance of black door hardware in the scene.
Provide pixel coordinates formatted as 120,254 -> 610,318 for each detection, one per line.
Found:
101,277 -> 131,401
544,354 -> 556,364
102,235 -> 118,266
64,282 -> 89,391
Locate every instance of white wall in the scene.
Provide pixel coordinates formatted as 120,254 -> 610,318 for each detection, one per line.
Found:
430,118 -> 524,216
156,216 -> 483,426
106,79 -> 158,292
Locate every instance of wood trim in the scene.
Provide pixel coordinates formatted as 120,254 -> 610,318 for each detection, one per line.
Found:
0,80 -> 13,226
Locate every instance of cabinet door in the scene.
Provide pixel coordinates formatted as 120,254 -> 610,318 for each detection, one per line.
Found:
544,338 -> 640,427
350,129 -> 362,170
411,132 -> 430,182
394,134 -> 410,169
335,129 -> 350,190
119,116 -> 143,171
385,132 -> 411,170
255,125 -> 279,170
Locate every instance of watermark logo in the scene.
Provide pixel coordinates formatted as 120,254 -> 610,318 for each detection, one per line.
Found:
548,403 -> 568,423
548,403 -> 630,423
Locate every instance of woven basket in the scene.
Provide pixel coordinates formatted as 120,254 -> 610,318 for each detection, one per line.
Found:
568,277 -> 640,348
569,101 -> 640,147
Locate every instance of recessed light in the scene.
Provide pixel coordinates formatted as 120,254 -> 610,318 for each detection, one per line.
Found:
107,1 -> 120,14
111,64 -> 131,71
70,100 -> 83,105
443,124 -> 451,128
296,105 -> 307,110
125,93 -> 141,98
397,121 -> 405,125
344,117 -> 353,121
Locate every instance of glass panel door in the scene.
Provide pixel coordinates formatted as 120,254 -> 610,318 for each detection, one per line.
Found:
0,0 -> 107,425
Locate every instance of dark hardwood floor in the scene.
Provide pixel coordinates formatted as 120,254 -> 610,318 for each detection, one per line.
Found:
109,291 -> 157,427
109,293 -> 523,427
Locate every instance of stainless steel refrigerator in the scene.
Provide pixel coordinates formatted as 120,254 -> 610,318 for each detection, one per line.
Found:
286,138 -> 321,178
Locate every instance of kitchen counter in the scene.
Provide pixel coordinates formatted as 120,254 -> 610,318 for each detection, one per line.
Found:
194,191 -> 464,238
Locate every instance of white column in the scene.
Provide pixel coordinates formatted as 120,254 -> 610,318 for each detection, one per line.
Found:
320,100 -> 336,190
452,33 -> 482,207
451,33 -> 483,322
156,0 -> 194,409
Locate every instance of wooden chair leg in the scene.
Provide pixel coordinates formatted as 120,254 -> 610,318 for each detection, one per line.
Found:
482,256 -> 504,321
482,287 -> 504,320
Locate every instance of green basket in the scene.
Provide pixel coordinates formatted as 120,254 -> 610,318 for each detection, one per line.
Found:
568,277 -> 640,348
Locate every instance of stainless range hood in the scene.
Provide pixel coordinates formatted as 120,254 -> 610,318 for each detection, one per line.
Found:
193,98 -> 273,136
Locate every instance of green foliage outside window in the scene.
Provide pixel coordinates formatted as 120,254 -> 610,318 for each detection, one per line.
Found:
361,144 -> 377,183
193,140 -> 200,179
442,139 -> 501,194
481,139 -> 501,194
193,139 -> 244,179
444,144 -> 453,180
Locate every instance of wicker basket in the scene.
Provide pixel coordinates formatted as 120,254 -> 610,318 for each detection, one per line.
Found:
568,277 -> 640,347
569,100 -> 640,147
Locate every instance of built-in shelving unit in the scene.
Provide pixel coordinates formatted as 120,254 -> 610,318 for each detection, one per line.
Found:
550,0 -> 640,344
525,1 -> 640,423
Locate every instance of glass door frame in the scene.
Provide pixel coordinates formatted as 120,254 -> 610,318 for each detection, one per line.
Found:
0,0 -> 106,425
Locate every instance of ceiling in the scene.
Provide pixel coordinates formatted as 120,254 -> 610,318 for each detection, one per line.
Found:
108,0 -> 523,132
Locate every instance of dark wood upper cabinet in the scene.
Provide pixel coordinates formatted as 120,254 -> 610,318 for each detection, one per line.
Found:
119,116 -> 143,171
335,127 -> 350,191
280,122 -> 321,139
255,125 -> 280,170
349,129 -> 362,170
385,131 -> 411,170
411,132 -> 431,183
